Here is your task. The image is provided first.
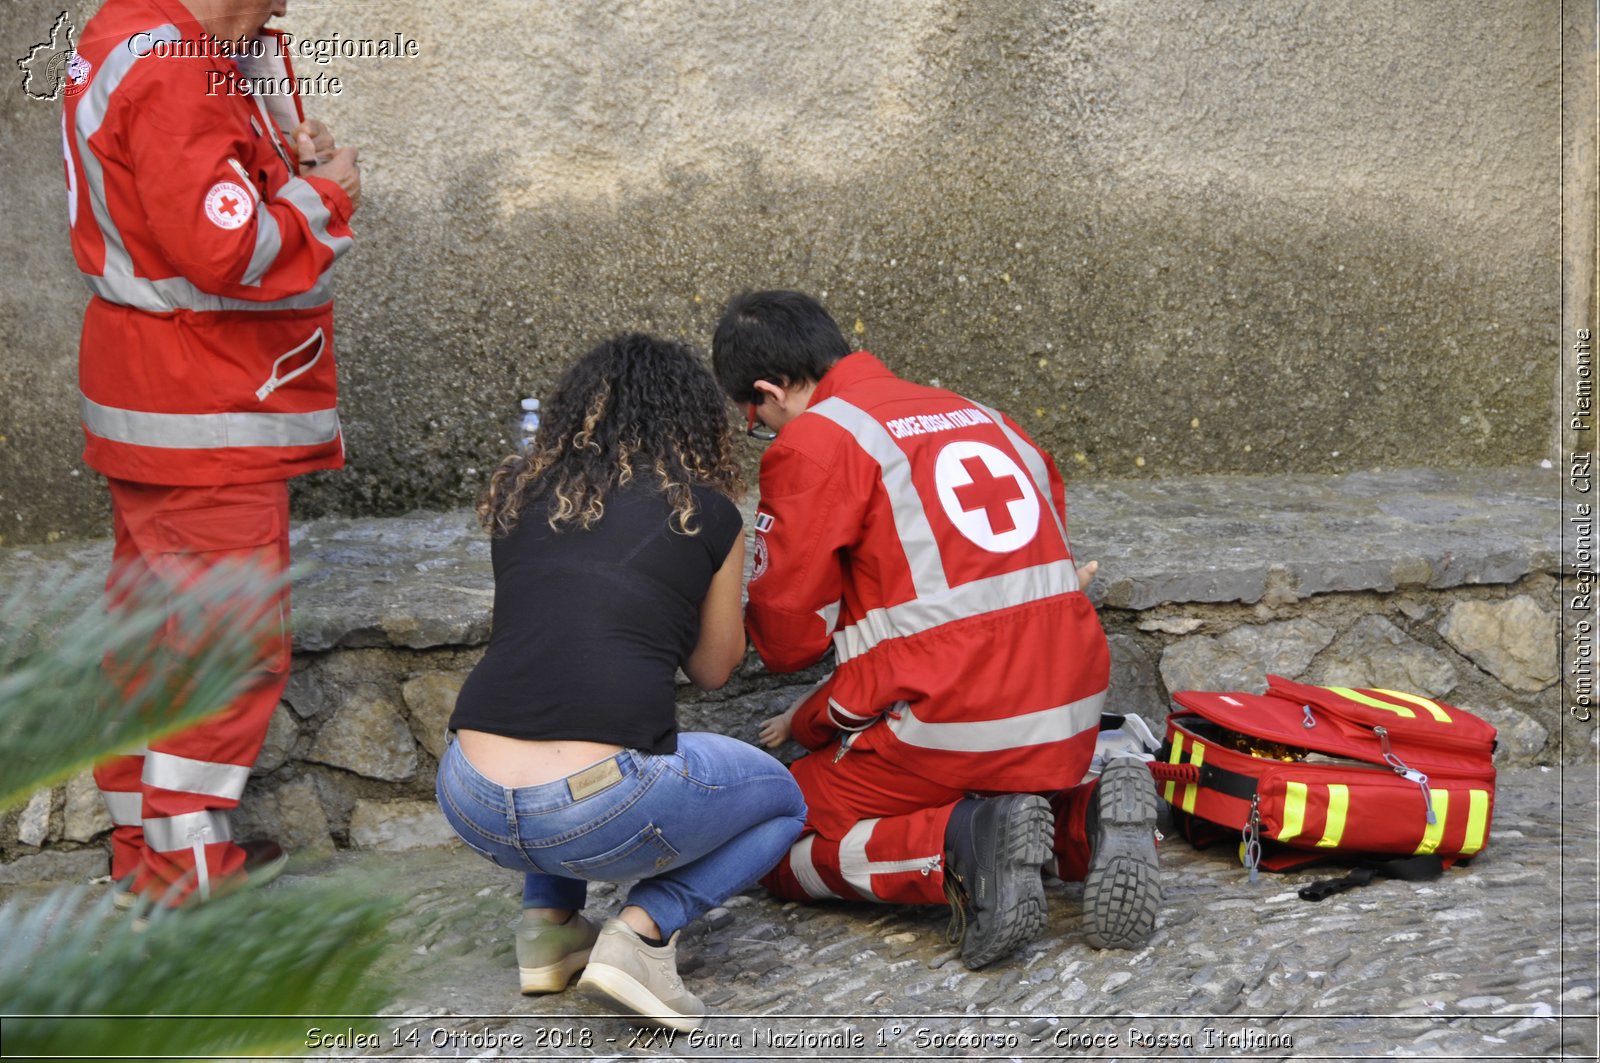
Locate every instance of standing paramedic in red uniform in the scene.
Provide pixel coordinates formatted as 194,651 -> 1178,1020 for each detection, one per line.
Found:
712,290 -> 1161,969
62,0 -> 360,905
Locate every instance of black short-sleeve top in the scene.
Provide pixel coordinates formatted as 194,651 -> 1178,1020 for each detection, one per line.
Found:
448,481 -> 743,755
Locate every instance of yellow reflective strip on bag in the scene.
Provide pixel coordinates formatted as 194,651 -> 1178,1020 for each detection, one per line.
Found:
1316,784 -> 1349,847
1182,741 -> 1205,815
1415,789 -> 1450,855
1279,781 -> 1307,842
1461,790 -> 1489,856
1372,688 -> 1454,723
1164,733 -> 1184,804
1327,686 -> 1416,718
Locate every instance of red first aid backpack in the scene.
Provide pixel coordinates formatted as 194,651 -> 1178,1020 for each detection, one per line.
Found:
1153,676 -> 1498,898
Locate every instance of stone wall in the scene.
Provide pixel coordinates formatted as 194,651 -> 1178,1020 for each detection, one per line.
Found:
0,0 -> 1580,545
0,466 -> 1580,883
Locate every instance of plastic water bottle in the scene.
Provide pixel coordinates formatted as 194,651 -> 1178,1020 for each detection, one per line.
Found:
519,398 -> 541,450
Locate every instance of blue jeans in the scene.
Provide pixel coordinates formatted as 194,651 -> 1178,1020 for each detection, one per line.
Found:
435,733 -> 806,937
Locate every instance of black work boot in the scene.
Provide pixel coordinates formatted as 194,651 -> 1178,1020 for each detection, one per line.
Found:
942,793 -> 1052,969
1082,757 -> 1162,948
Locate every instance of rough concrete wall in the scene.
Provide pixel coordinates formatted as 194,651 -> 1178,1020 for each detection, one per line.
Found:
0,0 -> 1565,543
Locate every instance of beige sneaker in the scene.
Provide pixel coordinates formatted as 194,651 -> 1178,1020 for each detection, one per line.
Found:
517,910 -> 600,994
576,918 -> 706,1032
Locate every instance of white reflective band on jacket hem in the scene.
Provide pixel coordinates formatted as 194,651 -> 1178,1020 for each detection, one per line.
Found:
83,270 -> 335,313
73,26 -> 335,314
100,789 -> 143,827
142,750 -> 251,800
143,809 -> 232,853
789,835 -> 841,900
832,559 -> 1078,664
81,394 -> 340,450
279,176 -> 354,258
883,688 -> 1107,753
809,398 -> 949,599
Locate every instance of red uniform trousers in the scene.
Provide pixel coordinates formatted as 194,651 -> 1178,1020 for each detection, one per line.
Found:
761,727 -> 1100,906
93,479 -> 291,904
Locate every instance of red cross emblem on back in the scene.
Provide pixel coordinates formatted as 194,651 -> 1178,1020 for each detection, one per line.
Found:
933,440 -> 1042,553
953,456 -> 1026,533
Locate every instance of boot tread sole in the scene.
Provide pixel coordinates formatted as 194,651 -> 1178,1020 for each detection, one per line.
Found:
962,795 -> 1053,969
1084,759 -> 1162,950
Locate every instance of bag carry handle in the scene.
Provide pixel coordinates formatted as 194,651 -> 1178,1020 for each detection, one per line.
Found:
1147,762 -> 1200,785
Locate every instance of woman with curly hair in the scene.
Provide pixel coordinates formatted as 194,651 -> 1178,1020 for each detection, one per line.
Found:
435,333 -> 805,1031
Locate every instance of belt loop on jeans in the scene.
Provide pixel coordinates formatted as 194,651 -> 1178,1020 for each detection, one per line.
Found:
567,755 -> 625,801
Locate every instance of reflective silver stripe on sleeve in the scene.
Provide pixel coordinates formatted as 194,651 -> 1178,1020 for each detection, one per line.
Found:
832,559 -> 1076,664
142,750 -> 251,800
81,393 -> 340,450
100,789 -> 143,827
240,204 -> 283,287
975,402 -> 1073,551
826,698 -> 877,732
788,835 -> 841,900
883,688 -> 1107,753
143,809 -> 232,853
808,398 -> 948,599
278,175 -> 353,259
73,26 -> 335,313
73,25 -> 180,312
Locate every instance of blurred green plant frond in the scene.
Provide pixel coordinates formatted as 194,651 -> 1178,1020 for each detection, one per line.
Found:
0,877 -> 397,1058
0,562 -> 291,809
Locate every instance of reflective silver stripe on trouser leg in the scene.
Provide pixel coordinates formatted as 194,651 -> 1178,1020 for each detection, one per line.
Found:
144,810 -> 232,901
100,789 -> 143,827
788,835 -> 841,900
836,819 -> 943,900
837,819 -> 884,901
142,750 -> 252,800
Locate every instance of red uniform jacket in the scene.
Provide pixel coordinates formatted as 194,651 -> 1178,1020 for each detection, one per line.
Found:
63,0 -> 353,486
747,353 -> 1111,791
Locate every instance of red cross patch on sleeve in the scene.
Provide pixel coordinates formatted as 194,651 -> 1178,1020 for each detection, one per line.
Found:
203,181 -> 253,230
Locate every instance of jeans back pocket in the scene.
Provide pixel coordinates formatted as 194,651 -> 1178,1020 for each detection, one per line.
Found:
560,823 -> 680,879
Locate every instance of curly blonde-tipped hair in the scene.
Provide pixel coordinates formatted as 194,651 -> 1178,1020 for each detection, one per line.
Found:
479,333 -> 744,538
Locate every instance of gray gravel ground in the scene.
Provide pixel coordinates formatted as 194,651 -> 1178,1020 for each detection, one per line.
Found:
2,766 -> 1593,1061
282,764 -> 1599,1062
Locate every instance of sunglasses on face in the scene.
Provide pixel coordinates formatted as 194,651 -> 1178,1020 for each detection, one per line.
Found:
745,395 -> 777,443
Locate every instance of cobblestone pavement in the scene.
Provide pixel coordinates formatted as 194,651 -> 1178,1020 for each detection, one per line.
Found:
278,765 -> 1599,1062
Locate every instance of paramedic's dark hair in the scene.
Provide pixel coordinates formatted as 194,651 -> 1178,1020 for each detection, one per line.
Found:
711,289 -> 851,404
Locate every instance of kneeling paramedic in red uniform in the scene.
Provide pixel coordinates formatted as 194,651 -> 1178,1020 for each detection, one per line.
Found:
63,0 -> 361,906
712,290 -> 1161,968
